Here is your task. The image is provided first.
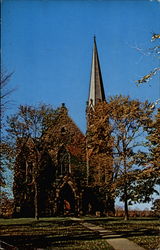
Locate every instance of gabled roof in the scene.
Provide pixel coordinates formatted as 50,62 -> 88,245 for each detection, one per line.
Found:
88,36 -> 106,108
44,104 -> 86,160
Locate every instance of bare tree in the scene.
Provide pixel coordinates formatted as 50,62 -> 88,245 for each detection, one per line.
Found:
135,33 -> 160,87
1,71 -> 14,113
0,70 -> 14,191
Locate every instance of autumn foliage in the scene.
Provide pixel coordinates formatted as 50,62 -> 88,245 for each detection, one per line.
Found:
87,96 -> 159,219
1,96 -> 159,219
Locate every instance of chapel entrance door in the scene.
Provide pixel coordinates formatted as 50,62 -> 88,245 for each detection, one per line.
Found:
59,183 -> 75,215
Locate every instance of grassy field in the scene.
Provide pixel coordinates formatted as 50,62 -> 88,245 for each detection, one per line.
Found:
84,217 -> 160,250
0,217 -> 113,249
0,217 -> 159,249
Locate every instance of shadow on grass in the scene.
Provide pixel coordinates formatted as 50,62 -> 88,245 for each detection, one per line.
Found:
0,219 -> 100,249
115,228 -> 159,238
0,232 -> 100,249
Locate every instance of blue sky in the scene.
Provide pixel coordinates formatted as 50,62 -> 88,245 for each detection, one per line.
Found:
2,0 -> 160,209
2,0 -> 160,133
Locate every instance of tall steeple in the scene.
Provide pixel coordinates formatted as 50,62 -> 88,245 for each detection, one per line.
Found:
88,36 -> 106,109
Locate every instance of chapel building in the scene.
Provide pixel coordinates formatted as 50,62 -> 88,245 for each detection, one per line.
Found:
13,37 -> 115,217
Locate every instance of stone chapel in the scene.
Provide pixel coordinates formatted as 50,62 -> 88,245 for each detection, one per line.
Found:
13,37 -> 115,217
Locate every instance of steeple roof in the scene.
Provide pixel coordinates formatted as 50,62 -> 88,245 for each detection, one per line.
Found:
88,36 -> 106,108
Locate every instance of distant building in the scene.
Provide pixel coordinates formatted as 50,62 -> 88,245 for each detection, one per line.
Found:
13,38 -> 115,217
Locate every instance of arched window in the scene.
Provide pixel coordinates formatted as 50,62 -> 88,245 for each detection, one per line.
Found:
25,161 -> 33,183
57,146 -> 70,176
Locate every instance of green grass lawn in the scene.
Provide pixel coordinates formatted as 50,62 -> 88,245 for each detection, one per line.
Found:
0,217 -> 159,249
0,217 -> 113,249
83,217 -> 160,250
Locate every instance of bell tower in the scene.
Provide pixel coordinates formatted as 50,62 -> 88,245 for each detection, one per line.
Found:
86,37 -> 107,184
85,38 -> 115,215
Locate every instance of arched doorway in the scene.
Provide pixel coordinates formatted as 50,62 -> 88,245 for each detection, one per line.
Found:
58,183 -> 75,215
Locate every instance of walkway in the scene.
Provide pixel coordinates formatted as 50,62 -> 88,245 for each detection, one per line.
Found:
71,218 -> 145,250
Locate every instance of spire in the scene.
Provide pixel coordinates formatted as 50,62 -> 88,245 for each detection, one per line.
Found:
88,36 -> 106,108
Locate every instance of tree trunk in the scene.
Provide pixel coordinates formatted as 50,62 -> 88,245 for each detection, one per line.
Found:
123,152 -> 129,221
124,184 -> 129,220
35,181 -> 39,220
34,149 -> 40,220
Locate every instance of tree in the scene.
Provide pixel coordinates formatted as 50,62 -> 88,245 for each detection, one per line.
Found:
135,33 -> 160,87
0,192 -> 14,218
151,199 -> 160,217
87,96 -> 157,220
6,104 -> 60,219
137,108 -> 160,203
147,108 -> 160,169
0,70 -> 14,114
0,70 -> 14,194
109,96 -> 157,220
86,101 -> 115,214
0,142 -> 14,188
